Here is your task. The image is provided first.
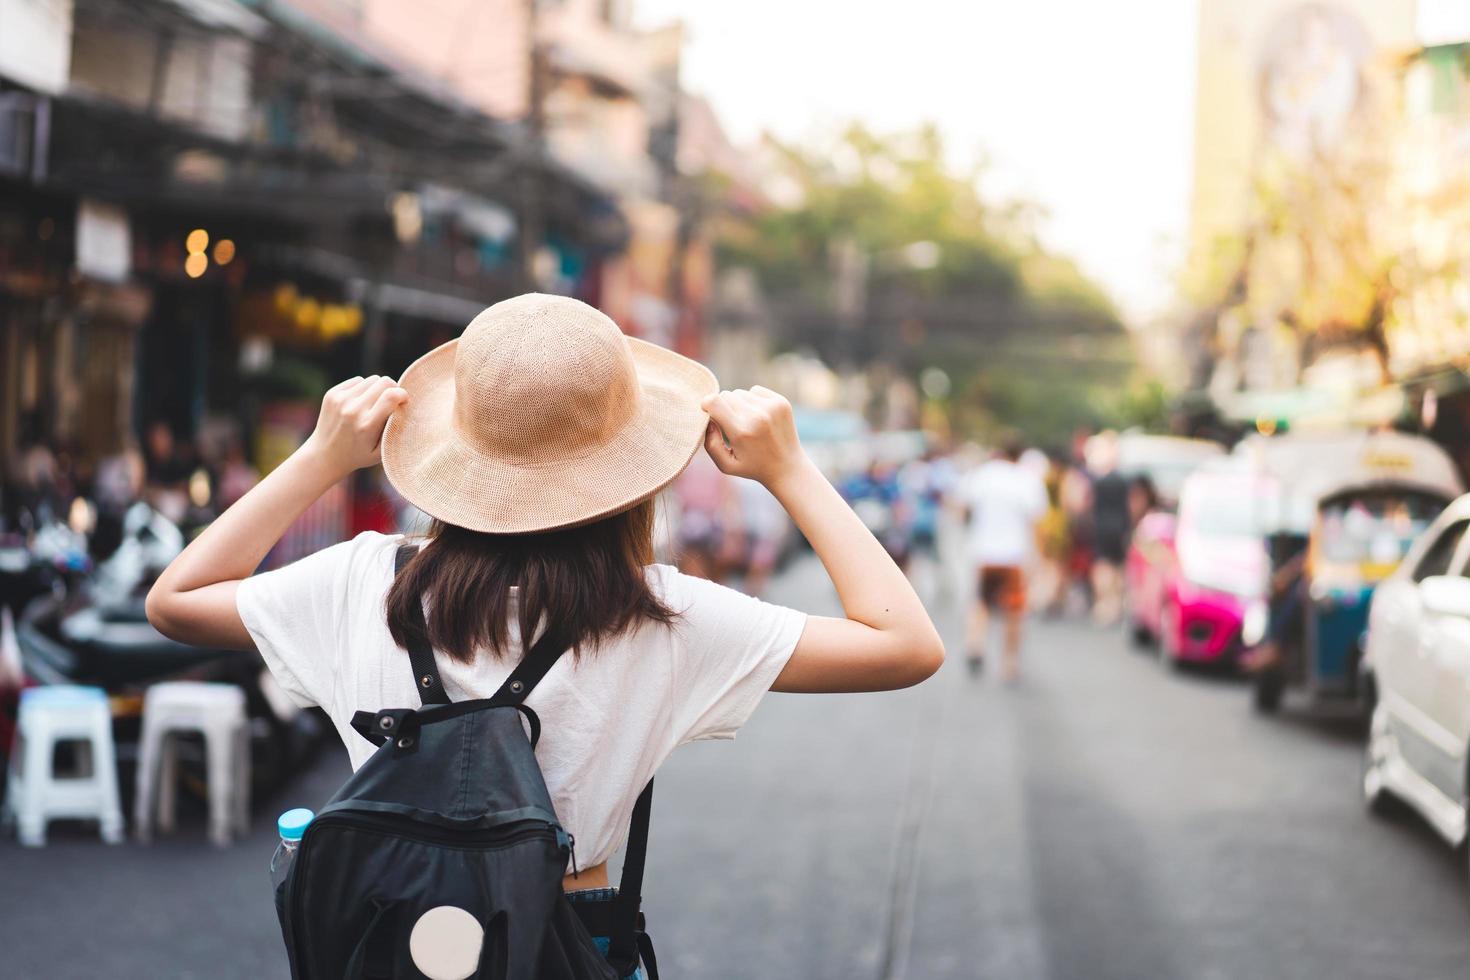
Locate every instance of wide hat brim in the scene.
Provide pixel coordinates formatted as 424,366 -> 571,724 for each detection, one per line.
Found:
380,335 -> 718,534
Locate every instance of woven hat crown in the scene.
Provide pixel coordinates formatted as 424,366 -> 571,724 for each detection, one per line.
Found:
450,294 -> 640,462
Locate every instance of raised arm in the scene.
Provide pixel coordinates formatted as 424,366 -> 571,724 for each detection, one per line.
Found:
701,387 -> 945,693
145,376 -> 407,649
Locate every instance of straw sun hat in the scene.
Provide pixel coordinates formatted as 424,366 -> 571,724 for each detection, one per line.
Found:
381,293 -> 717,534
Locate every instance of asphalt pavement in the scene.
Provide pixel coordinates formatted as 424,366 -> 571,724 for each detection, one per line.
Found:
4,556 -> 1470,979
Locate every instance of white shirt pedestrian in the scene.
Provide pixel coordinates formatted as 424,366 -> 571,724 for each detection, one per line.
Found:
957,457 -> 1048,568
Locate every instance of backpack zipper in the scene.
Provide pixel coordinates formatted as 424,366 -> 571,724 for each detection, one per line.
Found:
305,810 -> 562,849
288,812 -> 569,932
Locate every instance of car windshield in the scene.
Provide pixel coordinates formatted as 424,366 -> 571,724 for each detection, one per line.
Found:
1182,488 -> 1261,539
1316,491 -> 1445,566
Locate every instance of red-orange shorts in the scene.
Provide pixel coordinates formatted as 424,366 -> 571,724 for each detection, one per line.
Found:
978,565 -> 1027,612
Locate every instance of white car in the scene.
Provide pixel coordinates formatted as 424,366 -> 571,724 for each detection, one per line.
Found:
1362,493 -> 1470,867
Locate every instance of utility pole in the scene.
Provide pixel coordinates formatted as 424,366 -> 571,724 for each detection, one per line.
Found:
518,0 -> 546,292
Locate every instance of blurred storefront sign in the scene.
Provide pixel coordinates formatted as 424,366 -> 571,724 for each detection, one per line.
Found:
0,0 -> 72,95
238,283 -> 364,347
74,199 -> 130,284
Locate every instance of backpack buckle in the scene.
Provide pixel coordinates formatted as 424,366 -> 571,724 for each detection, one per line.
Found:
350,708 -> 420,748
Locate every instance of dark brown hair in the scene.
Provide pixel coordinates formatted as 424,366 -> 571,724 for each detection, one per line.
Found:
385,499 -> 677,663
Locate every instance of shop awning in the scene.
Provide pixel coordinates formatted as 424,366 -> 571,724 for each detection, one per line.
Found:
1213,384 -> 1407,430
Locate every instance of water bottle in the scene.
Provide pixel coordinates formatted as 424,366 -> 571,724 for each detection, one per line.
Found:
270,808 -> 314,892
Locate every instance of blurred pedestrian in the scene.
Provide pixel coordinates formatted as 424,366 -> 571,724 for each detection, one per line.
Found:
1059,460 -> 1094,615
1032,455 -> 1072,615
216,437 -> 261,511
956,439 -> 1047,680
143,420 -> 194,526
900,449 -> 955,600
1128,473 -> 1160,527
672,449 -> 740,582
842,459 -> 911,571
90,447 -> 147,560
3,439 -> 62,532
1240,544 -> 1308,675
145,295 -> 942,975
734,477 -> 788,597
1088,431 -> 1130,627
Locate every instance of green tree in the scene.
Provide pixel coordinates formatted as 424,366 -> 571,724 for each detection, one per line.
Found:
719,124 -> 1135,447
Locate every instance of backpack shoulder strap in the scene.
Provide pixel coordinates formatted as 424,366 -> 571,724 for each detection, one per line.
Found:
394,542 -> 574,708
606,778 -> 655,970
394,543 -> 450,706
487,623 -> 572,706
619,779 -> 654,899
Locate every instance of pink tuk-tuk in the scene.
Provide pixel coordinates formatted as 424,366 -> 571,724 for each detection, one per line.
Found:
1127,461 -> 1271,666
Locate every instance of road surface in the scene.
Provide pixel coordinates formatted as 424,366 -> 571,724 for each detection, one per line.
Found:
4,556 -> 1468,979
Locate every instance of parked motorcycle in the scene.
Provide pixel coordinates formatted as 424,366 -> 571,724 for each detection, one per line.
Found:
5,502 -> 325,794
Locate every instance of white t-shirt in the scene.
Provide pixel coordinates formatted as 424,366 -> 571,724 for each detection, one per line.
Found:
236,531 -> 806,870
957,459 -> 1048,567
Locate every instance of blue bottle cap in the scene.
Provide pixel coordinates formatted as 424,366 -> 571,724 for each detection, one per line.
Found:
277,808 -> 315,841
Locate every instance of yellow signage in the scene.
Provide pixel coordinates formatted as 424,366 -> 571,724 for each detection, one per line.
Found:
1362,451 -> 1412,473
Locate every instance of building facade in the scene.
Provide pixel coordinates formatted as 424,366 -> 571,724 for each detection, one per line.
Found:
0,0 -> 626,550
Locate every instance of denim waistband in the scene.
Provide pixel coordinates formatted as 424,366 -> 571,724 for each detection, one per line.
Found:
565,887 -> 620,904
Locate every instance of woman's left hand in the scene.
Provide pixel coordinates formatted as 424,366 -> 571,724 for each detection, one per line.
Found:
302,375 -> 409,476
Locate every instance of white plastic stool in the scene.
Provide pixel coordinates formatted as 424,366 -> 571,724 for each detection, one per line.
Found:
134,681 -> 250,847
2,686 -> 125,846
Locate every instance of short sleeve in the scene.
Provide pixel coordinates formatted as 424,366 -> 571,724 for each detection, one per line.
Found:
656,567 -> 807,744
236,531 -> 397,709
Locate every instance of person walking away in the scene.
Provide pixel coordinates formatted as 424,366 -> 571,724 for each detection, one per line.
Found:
215,437 -> 260,511
1128,474 -> 1160,527
957,441 -> 1047,680
899,450 -> 954,601
672,449 -> 740,583
1058,461 -> 1094,615
1088,432 -> 1131,627
144,294 -> 944,978
734,477 -> 789,597
1033,457 -> 1072,616
842,459 -> 911,571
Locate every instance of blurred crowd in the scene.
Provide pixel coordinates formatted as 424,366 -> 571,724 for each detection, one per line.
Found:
4,415 -> 1165,631
0,420 -> 260,562
662,425 -> 1161,633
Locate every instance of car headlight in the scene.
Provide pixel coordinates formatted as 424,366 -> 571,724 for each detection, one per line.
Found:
1241,599 -> 1269,647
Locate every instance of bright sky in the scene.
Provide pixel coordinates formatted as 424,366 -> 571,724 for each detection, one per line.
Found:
636,0 -> 1201,324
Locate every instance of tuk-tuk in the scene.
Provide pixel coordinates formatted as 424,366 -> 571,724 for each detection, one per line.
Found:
1239,431 -> 1463,715
1116,433 -> 1225,510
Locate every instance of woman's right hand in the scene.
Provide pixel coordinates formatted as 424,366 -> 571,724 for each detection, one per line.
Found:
148,374 -> 405,653
701,386 -> 808,489
302,375 -> 408,477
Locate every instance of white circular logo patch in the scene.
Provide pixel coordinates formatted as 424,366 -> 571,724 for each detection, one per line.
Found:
409,905 -> 485,980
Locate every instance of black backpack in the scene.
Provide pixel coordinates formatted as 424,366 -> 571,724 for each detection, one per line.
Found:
275,545 -> 658,979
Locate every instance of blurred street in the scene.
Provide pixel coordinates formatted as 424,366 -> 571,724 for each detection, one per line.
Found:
11,2 -> 1470,978
6,554 -> 1470,980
